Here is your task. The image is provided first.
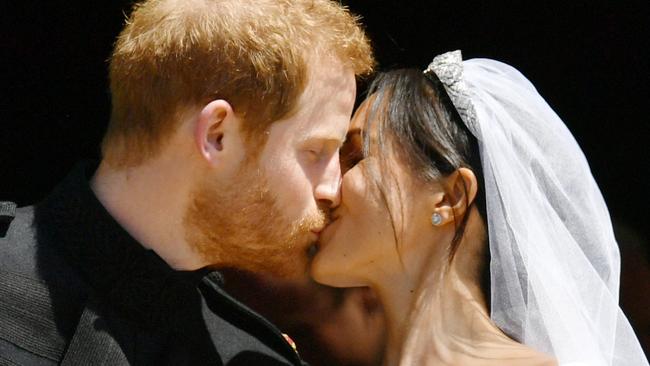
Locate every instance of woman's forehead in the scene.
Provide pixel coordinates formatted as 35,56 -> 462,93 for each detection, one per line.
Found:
350,99 -> 371,131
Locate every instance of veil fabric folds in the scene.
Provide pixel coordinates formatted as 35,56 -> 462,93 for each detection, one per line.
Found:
425,51 -> 648,366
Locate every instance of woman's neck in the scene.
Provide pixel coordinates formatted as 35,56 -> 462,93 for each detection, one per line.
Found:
369,270 -> 420,366
371,257 -> 494,365
370,211 -> 554,365
405,264 -> 517,364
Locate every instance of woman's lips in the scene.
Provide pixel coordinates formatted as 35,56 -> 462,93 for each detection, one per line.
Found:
317,219 -> 339,249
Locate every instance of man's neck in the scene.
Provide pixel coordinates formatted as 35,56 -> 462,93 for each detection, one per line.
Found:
90,159 -> 204,270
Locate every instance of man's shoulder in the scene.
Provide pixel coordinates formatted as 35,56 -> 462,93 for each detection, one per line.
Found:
1,204 -> 79,283
0,202 -> 91,365
0,201 -> 87,298
0,204 -> 38,272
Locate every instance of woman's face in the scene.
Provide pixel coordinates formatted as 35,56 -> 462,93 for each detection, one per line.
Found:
311,103 -> 435,287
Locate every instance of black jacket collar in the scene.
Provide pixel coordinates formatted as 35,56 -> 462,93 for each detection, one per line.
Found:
35,161 -> 211,327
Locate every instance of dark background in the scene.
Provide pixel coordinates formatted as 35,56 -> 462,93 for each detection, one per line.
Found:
1,0 -> 649,358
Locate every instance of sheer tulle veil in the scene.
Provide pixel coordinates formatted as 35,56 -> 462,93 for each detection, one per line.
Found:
403,51 -> 648,366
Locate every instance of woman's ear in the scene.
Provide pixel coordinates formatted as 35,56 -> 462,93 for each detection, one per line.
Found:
432,168 -> 478,226
194,99 -> 241,166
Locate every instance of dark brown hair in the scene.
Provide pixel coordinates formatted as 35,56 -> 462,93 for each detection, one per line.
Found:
359,68 -> 490,304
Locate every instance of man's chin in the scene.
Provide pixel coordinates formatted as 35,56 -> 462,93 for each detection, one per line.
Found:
234,244 -> 314,281
264,255 -> 312,282
260,239 -> 317,280
234,264 -> 310,284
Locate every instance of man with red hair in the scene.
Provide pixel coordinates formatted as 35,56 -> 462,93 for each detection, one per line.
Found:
0,0 -> 374,364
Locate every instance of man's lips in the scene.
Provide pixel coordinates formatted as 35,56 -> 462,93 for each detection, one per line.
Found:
310,219 -> 332,237
310,228 -> 324,240
310,210 -> 340,252
307,227 -> 326,258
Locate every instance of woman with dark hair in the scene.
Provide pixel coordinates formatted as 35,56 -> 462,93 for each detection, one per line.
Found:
311,51 -> 648,365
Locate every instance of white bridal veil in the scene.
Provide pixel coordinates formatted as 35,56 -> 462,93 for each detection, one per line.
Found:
424,51 -> 648,366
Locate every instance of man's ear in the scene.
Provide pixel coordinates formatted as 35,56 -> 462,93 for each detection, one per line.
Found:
194,99 -> 240,166
432,168 -> 478,226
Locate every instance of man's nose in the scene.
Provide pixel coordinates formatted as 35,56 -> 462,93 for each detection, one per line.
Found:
314,153 -> 342,208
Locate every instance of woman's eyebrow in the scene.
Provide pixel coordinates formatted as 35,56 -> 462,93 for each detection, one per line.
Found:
345,128 -> 362,142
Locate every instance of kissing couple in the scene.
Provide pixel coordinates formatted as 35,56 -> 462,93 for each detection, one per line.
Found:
0,1 -> 647,365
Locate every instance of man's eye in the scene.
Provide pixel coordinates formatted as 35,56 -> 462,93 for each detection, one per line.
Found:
304,149 -> 324,162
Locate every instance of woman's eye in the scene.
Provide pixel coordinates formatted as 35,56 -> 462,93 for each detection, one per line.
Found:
340,141 -> 363,173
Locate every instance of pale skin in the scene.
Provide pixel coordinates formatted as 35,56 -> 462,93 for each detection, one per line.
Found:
91,56 -> 356,275
312,104 -> 556,365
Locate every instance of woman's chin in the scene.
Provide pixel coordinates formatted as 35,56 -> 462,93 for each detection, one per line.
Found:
310,251 -> 339,285
310,251 -> 364,288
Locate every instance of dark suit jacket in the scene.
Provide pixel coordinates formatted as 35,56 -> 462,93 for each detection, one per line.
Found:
0,163 -> 305,365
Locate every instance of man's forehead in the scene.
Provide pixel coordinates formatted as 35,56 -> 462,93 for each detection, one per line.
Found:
302,56 -> 356,101
299,120 -> 350,144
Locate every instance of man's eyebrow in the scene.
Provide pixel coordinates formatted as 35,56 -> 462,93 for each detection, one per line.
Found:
301,133 -> 347,148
